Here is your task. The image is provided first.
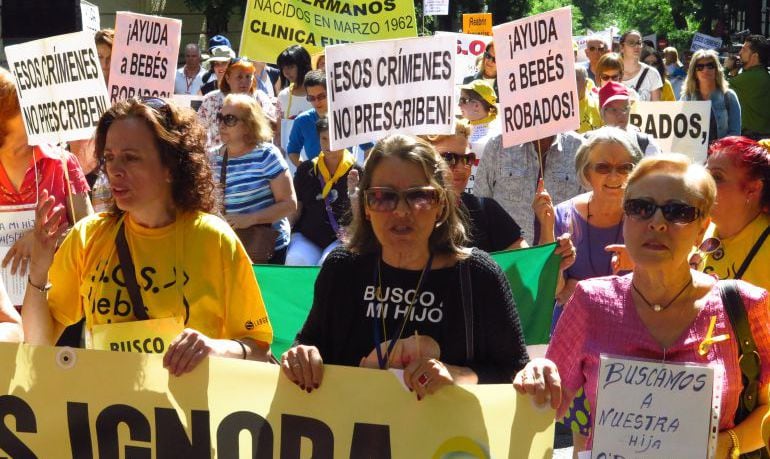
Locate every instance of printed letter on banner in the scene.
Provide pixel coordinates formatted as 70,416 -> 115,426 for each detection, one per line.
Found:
629,101 -> 711,163
108,11 -> 182,103
326,35 -> 455,151
5,31 -> 110,145
592,355 -> 718,459
493,7 -> 579,147
239,0 -> 417,64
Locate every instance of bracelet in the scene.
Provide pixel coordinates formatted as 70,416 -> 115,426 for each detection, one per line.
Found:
27,276 -> 53,294
727,429 -> 740,459
232,339 -> 247,360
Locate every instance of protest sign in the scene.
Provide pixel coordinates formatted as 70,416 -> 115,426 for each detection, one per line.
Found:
172,94 -> 204,111
691,32 -> 723,52
643,33 -> 657,48
5,31 -> 109,146
326,35 -> 455,150
108,11 -> 182,103
0,342 -> 555,457
0,206 -> 36,305
592,355 -> 717,459
435,31 -> 491,84
423,0 -> 449,16
493,7 -> 579,147
629,101 -> 711,163
239,0 -> 417,64
80,1 -> 101,34
463,13 -> 493,36
574,35 -> 588,62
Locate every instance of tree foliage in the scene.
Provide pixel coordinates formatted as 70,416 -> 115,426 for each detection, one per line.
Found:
183,0 -> 243,35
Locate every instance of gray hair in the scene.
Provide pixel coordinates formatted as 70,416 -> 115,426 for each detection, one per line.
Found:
576,127 -> 643,189
575,65 -> 588,82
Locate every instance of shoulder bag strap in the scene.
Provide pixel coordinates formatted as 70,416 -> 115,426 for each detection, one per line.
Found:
735,225 -> 770,280
634,68 -> 650,93
719,280 -> 760,422
458,257 -> 474,361
115,222 -> 149,320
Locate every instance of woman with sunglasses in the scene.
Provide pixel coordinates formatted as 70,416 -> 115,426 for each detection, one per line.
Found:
197,57 -> 277,150
619,31 -> 662,101
462,42 -> 498,102
681,49 -> 741,142
516,154 -> 770,458
282,134 -> 529,398
22,97 -> 274,374
213,94 -> 297,264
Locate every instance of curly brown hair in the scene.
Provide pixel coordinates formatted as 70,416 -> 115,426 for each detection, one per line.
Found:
0,68 -> 22,149
94,97 -> 219,215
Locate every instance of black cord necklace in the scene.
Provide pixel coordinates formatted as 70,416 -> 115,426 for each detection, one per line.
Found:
586,197 -> 624,276
633,278 -> 692,312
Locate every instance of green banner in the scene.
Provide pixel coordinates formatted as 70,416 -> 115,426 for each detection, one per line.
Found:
254,244 -> 559,357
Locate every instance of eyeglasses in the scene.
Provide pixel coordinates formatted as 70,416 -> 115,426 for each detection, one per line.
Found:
698,237 -> 722,254
588,46 -> 607,52
364,186 -> 442,213
458,97 -> 478,105
441,152 -> 478,167
695,62 -> 717,71
624,40 -> 642,47
216,113 -> 241,126
603,106 -> 631,116
600,73 -> 622,82
591,162 -> 634,175
306,93 -> 327,103
484,51 -> 495,62
141,96 -> 171,127
623,198 -> 703,224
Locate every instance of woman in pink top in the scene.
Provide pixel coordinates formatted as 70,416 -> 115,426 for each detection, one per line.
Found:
515,154 -> 770,458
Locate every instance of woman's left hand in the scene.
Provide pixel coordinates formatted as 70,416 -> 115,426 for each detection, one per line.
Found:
513,358 -> 563,416
163,328 -> 214,376
360,334 -> 441,369
553,233 -> 576,272
225,213 -> 256,229
2,231 -> 35,276
403,358 -> 454,400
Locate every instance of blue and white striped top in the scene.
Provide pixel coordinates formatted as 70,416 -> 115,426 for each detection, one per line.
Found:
211,143 -> 291,250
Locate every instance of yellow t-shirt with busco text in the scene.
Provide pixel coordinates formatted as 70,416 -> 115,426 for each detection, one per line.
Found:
47,211 -> 273,348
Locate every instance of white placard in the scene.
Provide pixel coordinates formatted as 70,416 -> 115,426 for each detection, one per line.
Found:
108,11 -> 182,103
492,7 -> 579,147
435,31 -> 491,84
326,35 -> 455,150
5,31 -> 110,146
629,101 -> 711,163
171,94 -> 204,111
80,1 -> 101,34
643,33 -> 657,48
423,0 -> 449,16
691,32 -> 723,52
574,35 -> 588,62
592,355 -> 717,459
0,208 -> 36,305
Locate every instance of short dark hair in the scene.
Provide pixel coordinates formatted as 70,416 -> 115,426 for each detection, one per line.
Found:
276,45 -> 312,87
315,116 -> 329,135
745,35 -> 769,66
303,69 -> 326,89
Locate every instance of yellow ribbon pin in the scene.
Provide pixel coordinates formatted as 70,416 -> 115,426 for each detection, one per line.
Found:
698,315 -> 730,356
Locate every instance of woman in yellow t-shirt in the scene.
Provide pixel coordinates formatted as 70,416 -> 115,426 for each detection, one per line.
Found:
22,98 -> 273,376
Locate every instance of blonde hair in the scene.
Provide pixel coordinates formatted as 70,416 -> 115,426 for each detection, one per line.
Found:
682,49 -> 728,99
223,93 -> 273,144
420,120 -> 471,144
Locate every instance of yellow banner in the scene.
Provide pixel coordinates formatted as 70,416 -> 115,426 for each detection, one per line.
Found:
239,0 -> 418,63
90,317 -> 184,352
0,343 -> 554,457
463,13 -> 493,36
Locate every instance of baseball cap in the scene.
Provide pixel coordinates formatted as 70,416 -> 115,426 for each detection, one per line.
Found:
599,81 -> 630,109
459,79 -> 497,106
208,35 -> 231,51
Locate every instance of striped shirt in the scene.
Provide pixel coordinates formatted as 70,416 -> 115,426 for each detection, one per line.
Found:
212,143 -> 290,250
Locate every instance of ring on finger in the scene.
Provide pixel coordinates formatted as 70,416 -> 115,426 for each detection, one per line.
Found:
417,373 -> 430,387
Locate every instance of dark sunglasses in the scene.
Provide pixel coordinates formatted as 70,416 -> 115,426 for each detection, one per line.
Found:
216,113 -> 241,126
588,46 -> 606,52
592,162 -> 634,175
306,93 -> 327,102
623,198 -> 702,224
441,152 -> 478,167
697,237 -> 721,254
364,186 -> 441,213
484,51 -> 495,62
458,97 -> 478,105
141,96 -> 171,126
695,62 -> 716,71
600,73 -> 622,82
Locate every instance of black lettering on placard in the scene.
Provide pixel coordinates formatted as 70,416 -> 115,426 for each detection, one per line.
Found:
126,19 -> 169,47
108,337 -> 165,353
595,453 -> 626,459
335,95 -> 451,136
600,362 -> 707,392
631,113 -> 705,143
67,402 -> 94,459
280,414 -> 333,459
251,0 -> 312,23
254,0 -> 396,16
110,85 -> 170,103
216,411 -> 273,459
249,20 -> 317,46
514,51 -> 564,90
20,96 -> 108,135
95,404 -> 151,459
505,17 -> 559,55
502,91 -> 575,132
349,423 -> 391,458
128,53 -> 168,79
12,48 -> 100,91
155,408 -> 211,458
0,395 -> 37,458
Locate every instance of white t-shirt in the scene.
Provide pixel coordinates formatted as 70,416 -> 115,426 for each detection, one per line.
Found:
622,63 -> 663,102
174,67 -> 206,95
467,117 -> 502,194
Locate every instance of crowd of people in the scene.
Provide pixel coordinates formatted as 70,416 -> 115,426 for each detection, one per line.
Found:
1,18 -> 770,457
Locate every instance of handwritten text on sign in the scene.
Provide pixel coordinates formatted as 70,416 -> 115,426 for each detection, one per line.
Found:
493,7 -> 579,147
629,101 -> 711,163
592,355 -> 717,459
326,35 -> 455,150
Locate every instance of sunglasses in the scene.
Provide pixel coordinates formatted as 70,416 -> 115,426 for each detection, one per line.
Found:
588,46 -> 607,52
484,51 -> 496,62
458,97 -> 478,105
591,162 -> 634,175
603,106 -> 631,116
695,62 -> 716,71
364,186 -> 441,213
306,93 -> 327,103
600,73 -> 622,82
625,40 -> 642,47
216,113 -> 241,126
441,152 -> 478,167
623,198 -> 702,224
141,96 -> 171,127
698,237 -> 721,254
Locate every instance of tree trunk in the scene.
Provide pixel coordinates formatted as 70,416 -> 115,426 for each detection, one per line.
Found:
746,0 -> 763,34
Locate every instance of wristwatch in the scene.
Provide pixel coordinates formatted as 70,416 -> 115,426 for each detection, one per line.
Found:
27,276 -> 53,294
727,429 -> 740,459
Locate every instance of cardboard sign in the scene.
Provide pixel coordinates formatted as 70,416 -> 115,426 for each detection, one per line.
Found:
493,7 -> 579,147
592,355 -> 717,459
0,207 -> 36,305
326,35 -> 455,150
463,13 -> 493,36
80,1 -> 101,34
171,94 -> 204,111
239,0 -> 418,64
629,101 -> 711,163
108,11 -> 182,103
5,31 -> 109,146
435,31 -> 491,84
691,32 -> 723,52
423,0 -> 449,16
0,342 -> 555,457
